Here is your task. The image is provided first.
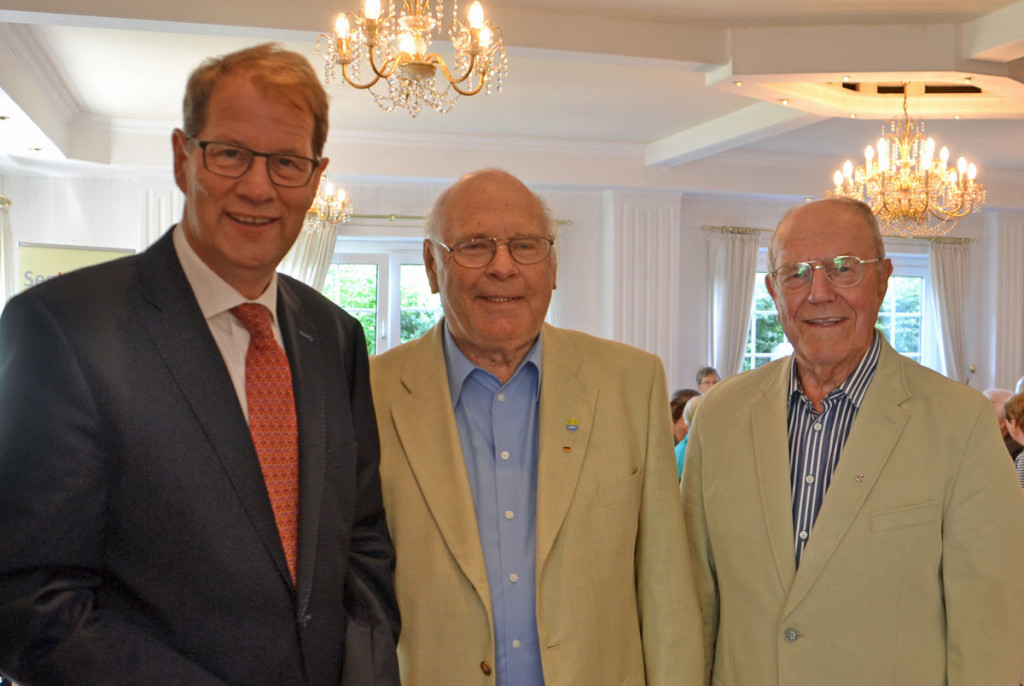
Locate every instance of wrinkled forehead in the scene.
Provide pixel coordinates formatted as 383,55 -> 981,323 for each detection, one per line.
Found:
442,177 -> 548,241
772,204 -> 877,265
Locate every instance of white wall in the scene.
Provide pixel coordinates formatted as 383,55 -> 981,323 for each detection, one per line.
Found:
1,171 -> 1021,393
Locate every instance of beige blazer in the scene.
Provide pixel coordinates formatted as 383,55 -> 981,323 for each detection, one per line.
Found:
682,339 -> 1024,686
370,322 -> 703,686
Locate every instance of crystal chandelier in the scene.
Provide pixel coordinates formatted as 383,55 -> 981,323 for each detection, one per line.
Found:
317,0 -> 508,116
826,88 -> 986,237
280,172 -> 352,290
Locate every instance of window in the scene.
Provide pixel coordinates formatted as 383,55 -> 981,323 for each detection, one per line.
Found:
319,241 -> 443,354
742,248 -> 933,372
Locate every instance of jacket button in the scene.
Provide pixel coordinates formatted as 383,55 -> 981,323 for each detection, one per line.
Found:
480,661 -> 492,676
784,629 -> 799,641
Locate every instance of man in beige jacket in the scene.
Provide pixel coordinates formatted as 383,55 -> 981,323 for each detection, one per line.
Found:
682,197 -> 1024,685
370,169 -> 702,685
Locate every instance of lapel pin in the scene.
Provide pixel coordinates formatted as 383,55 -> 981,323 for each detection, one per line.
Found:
562,446 -> 572,453
856,474 -> 865,482
565,418 -> 579,432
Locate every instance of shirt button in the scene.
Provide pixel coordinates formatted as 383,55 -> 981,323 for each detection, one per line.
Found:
497,393 -> 506,402
798,530 -> 808,540
500,451 -> 510,460
512,639 -> 521,649
505,510 -> 514,520
509,573 -> 519,583
480,661 -> 492,675
784,629 -> 799,641
813,422 -> 822,431
805,474 -> 815,484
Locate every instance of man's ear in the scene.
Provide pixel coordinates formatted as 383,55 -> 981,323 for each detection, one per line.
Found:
423,239 -> 440,294
172,129 -> 190,194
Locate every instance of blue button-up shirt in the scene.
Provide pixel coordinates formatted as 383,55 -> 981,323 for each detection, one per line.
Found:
788,331 -> 881,567
444,325 -> 545,686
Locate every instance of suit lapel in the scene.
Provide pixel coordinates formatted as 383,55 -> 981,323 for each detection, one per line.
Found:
278,280 -> 325,610
136,232 -> 294,590
782,342 -> 910,614
392,326 -> 491,600
751,358 -> 799,592
535,325 -> 596,570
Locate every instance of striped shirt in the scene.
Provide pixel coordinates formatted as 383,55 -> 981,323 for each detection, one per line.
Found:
788,331 -> 881,567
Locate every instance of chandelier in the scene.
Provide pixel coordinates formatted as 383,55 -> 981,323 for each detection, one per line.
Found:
279,172 -> 352,290
317,0 -> 508,116
826,88 -> 986,237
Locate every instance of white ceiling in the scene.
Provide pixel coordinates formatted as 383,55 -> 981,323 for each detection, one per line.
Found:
2,0 -> 1024,203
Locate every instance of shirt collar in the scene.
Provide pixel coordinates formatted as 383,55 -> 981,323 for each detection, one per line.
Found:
172,224 -> 279,323
788,330 -> 882,410
442,321 -> 543,407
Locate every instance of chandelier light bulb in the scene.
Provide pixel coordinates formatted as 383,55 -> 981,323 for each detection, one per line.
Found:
968,163 -> 978,181
336,14 -> 349,36
468,1 -> 485,29
940,146 -> 949,165
957,157 -> 968,175
398,32 -> 417,55
834,170 -> 844,186
864,145 -> 874,162
479,25 -> 492,48
365,0 -> 381,20
842,160 -> 853,178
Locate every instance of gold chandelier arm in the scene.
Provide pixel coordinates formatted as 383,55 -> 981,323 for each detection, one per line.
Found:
368,46 -> 400,80
433,52 -> 479,87
342,62 -> 382,90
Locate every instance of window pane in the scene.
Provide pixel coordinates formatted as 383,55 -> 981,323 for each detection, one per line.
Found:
399,264 -> 442,343
744,274 -> 790,371
322,262 -> 379,355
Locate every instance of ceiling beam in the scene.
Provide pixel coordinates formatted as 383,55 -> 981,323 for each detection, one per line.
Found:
645,101 -> 822,167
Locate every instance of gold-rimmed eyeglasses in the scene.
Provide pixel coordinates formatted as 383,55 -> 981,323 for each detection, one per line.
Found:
431,236 -> 554,268
770,255 -> 882,292
190,138 -> 320,188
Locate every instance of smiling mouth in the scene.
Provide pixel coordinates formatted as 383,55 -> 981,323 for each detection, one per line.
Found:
482,296 -> 520,303
228,212 -> 274,226
807,317 -> 843,325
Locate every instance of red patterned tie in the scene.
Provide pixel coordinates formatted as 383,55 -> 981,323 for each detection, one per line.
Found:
231,303 -> 299,582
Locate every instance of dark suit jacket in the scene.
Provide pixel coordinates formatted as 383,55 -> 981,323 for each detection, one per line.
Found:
0,229 -> 399,685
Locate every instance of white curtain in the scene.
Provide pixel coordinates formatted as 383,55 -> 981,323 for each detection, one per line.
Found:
928,239 -> 970,382
707,229 -> 759,376
277,214 -> 340,292
0,195 -> 16,306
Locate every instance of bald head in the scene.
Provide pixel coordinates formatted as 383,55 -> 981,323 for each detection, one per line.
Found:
426,169 -> 554,244
769,197 -> 884,272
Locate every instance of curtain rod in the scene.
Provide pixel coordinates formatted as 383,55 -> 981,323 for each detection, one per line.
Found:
349,213 -> 573,226
701,223 -> 973,243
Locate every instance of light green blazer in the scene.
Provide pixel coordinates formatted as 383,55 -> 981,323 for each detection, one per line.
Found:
370,322 -> 703,686
682,338 -> 1024,686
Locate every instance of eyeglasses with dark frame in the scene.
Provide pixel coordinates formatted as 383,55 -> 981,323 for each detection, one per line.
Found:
189,138 -> 320,188
770,255 -> 882,292
431,236 -> 555,268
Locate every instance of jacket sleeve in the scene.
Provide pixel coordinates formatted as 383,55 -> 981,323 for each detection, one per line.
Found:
942,399 -> 1024,685
636,356 -> 705,686
338,319 -> 401,686
0,292 -> 230,686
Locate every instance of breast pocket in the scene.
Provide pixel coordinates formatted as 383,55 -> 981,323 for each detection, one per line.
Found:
871,501 -> 940,532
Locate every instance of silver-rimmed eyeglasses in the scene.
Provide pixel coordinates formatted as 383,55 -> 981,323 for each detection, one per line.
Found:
431,236 -> 555,268
190,138 -> 320,188
770,255 -> 882,292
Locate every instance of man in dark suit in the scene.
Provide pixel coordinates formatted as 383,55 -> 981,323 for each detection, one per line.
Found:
0,43 -> 399,685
